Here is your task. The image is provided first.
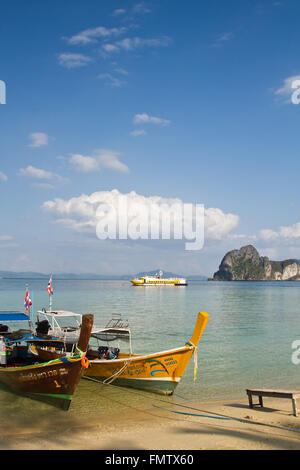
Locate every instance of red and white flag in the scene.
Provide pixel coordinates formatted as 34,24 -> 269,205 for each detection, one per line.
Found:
24,286 -> 32,311
47,276 -> 53,296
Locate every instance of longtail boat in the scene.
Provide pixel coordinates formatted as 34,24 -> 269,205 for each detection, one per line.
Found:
35,312 -> 209,396
0,312 -> 93,410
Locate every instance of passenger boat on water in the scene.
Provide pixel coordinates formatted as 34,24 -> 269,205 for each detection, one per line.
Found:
0,311 -> 93,410
33,311 -> 209,396
131,270 -> 187,286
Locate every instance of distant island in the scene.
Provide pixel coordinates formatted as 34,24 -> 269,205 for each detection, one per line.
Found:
212,245 -> 300,281
0,269 -> 207,281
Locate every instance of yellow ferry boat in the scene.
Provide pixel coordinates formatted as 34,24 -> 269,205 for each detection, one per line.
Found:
131,270 -> 187,286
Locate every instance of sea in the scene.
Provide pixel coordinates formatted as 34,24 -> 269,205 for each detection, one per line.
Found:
0,278 -> 300,427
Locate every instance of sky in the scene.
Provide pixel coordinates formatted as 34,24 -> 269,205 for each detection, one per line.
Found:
1,0 -> 300,276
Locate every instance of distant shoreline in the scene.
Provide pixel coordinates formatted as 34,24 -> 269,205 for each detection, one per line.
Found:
0,276 -> 209,281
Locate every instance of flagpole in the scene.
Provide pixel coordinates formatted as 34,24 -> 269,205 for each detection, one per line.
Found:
30,290 -> 34,331
49,274 -> 53,313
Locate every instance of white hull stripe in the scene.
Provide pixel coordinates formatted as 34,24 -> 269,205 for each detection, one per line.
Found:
89,375 -> 181,383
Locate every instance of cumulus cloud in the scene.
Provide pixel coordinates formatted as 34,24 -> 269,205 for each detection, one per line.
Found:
57,53 -> 92,68
43,189 -> 239,241
28,132 -> 49,148
260,222 -> 300,240
69,150 -> 129,173
274,75 -> 300,104
0,171 -> 7,181
18,165 -> 53,180
133,113 -> 170,126
18,166 -> 67,186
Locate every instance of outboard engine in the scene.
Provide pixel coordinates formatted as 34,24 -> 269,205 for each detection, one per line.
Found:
0,324 -> 8,333
36,320 -> 51,336
108,347 -> 120,360
98,346 -> 108,359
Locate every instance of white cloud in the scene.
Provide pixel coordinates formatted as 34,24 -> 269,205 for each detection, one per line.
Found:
69,154 -> 99,173
98,150 -> 129,173
133,113 -> 170,126
101,36 -> 172,56
112,8 -> 126,16
132,2 -> 151,14
212,32 -> 234,48
69,150 -> 129,173
0,235 -> 14,241
18,165 -> 53,180
28,132 -> 49,148
274,75 -> 300,104
98,73 -> 127,88
43,189 -> 239,240
130,129 -> 147,136
102,44 -> 120,54
0,171 -> 7,181
18,166 -> 67,185
65,26 -> 127,45
57,53 -> 92,68
114,67 -> 129,76
260,222 -> 300,240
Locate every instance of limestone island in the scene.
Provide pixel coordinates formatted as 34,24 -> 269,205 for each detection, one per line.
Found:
212,245 -> 300,281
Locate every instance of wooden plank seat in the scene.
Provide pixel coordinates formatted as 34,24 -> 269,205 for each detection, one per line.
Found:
246,389 -> 300,417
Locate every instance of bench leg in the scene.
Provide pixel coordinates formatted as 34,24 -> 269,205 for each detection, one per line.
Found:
292,398 -> 298,417
248,393 -> 253,409
259,395 -> 263,407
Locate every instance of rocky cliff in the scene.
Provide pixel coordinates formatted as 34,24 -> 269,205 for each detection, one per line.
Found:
213,245 -> 300,281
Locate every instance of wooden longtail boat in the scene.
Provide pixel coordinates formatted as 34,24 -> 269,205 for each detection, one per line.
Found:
0,313 -> 93,410
85,311 -> 209,395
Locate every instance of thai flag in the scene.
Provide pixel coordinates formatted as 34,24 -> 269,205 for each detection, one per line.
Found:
47,276 -> 53,296
24,287 -> 32,312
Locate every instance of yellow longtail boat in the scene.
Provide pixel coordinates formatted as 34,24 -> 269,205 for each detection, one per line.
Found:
84,311 -> 209,395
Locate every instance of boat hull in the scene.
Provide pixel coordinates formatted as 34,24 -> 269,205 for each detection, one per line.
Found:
85,346 -> 195,395
0,357 -> 84,410
130,280 -> 187,286
0,313 -> 94,410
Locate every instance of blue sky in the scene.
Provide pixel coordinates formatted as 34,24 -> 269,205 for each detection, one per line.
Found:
1,0 -> 300,275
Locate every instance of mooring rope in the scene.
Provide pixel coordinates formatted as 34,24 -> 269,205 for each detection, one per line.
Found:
82,376 -> 300,434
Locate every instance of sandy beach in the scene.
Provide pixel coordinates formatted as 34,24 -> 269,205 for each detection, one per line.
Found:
1,393 -> 300,450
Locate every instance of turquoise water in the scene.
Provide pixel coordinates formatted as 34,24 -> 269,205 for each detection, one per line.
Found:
0,278 -> 300,422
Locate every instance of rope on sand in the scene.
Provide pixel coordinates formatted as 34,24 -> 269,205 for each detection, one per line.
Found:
83,377 -> 300,433
152,404 -> 300,433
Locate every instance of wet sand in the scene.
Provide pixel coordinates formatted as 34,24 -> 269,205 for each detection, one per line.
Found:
1,381 -> 300,450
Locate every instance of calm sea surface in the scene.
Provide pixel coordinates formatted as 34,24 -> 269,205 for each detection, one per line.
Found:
0,278 -> 300,426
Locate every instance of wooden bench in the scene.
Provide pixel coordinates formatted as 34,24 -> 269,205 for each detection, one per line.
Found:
246,389 -> 300,417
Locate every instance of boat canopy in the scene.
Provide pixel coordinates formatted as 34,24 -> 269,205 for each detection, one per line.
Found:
37,310 -> 82,318
4,333 -> 63,344
91,327 -> 131,342
0,312 -> 30,322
